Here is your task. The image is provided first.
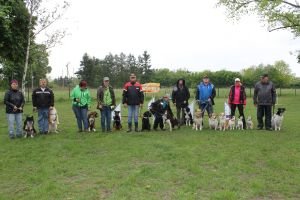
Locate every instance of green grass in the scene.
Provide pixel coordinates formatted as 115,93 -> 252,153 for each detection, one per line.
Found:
0,89 -> 300,199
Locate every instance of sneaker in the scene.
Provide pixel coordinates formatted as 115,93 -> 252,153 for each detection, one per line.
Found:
256,127 -> 263,130
266,128 -> 272,131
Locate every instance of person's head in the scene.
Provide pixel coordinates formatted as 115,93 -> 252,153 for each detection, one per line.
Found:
39,78 -> 47,88
10,79 -> 18,90
203,75 -> 209,84
178,79 -> 184,86
261,74 -> 269,83
79,80 -> 87,90
235,78 -> 241,86
129,73 -> 137,83
103,77 -> 110,87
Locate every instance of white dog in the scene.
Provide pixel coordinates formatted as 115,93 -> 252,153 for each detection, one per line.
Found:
209,113 -> 219,130
218,113 -> 226,131
193,109 -> 203,131
272,108 -> 286,131
246,116 -> 254,130
236,116 -> 244,130
228,116 -> 236,130
48,107 -> 59,133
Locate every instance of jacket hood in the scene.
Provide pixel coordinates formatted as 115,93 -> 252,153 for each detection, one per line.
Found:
176,79 -> 186,87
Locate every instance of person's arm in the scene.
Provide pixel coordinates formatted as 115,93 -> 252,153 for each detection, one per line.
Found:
195,86 -> 199,101
87,90 -> 91,107
111,88 -> 116,106
50,89 -> 54,107
139,85 -> 144,105
20,92 -> 25,108
253,84 -> 258,105
243,86 -> 247,105
32,89 -> 37,107
122,84 -> 128,104
211,86 -> 216,99
4,91 -> 15,108
271,83 -> 277,105
228,86 -> 233,104
171,89 -> 176,104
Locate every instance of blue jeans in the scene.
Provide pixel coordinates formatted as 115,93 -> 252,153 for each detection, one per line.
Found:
128,105 -> 139,124
38,108 -> 49,133
72,105 -> 88,131
101,106 -> 112,132
6,113 -> 23,138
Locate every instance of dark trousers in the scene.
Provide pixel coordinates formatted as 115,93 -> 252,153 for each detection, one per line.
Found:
231,104 -> 246,129
176,107 -> 185,125
153,114 -> 164,130
257,105 -> 272,129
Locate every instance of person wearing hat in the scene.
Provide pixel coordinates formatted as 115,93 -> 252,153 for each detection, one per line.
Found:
4,80 -> 25,139
228,78 -> 247,129
70,80 -> 91,132
32,78 -> 54,134
122,73 -> 144,132
97,77 -> 116,132
196,75 -> 216,119
253,74 -> 276,131
150,94 -> 173,131
171,79 -> 190,125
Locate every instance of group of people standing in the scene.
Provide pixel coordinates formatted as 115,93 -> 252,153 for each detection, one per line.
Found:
4,72 -> 276,138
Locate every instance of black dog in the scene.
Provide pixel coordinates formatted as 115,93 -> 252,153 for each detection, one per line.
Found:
113,111 -> 122,130
184,106 -> 193,126
141,111 -> 152,131
23,116 -> 36,138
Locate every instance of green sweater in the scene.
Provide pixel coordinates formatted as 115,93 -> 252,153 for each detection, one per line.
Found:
70,85 -> 91,107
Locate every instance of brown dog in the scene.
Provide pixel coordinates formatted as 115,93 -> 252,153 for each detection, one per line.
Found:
88,111 -> 98,132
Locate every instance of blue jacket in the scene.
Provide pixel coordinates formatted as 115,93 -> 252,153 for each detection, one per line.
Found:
196,82 -> 216,105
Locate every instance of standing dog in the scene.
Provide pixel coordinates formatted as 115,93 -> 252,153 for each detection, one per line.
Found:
236,116 -> 244,130
219,112 -> 226,131
48,107 -> 59,133
23,116 -> 36,138
163,110 -> 180,132
208,113 -> 219,130
272,108 -> 286,131
193,109 -> 203,131
88,111 -> 98,132
141,111 -> 152,131
246,116 -> 254,130
228,116 -> 236,130
184,107 -> 193,126
113,111 -> 122,130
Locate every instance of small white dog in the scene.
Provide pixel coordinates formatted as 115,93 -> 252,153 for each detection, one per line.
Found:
209,113 -> 219,130
236,116 -> 244,130
246,116 -> 254,130
228,116 -> 236,130
48,107 -> 59,133
272,108 -> 286,131
193,109 -> 203,131
218,112 -> 226,131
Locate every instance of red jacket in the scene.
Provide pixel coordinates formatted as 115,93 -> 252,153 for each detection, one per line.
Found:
228,85 -> 246,105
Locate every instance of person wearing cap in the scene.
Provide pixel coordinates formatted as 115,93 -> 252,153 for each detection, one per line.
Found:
150,94 -> 173,131
70,80 -> 91,132
122,73 -> 144,132
196,75 -> 216,119
253,74 -> 276,131
228,78 -> 247,129
171,79 -> 190,125
4,80 -> 25,139
97,77 -> 116,132
32,78 -> 54,134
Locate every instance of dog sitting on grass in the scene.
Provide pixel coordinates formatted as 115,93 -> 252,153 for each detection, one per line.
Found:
193,109 -> 203,131
208,113 -> 219,130
48,107 -> 59,133
88,111 -> 98,132
141,111 -> 152,131
272,108 -> 286,131
113,111 -> 122,130
23,116 -> 36,138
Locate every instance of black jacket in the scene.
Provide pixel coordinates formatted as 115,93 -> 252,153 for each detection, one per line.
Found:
97,85 -> 116,106
150,99 -> 173,117
253,81 -> 276,105
4,89 -> 25,113
171,79 -> 190,108
122,81 -> 144,105
32,87 -> 54,108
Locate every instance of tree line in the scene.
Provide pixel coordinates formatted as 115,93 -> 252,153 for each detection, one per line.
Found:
73,52 -> 298,89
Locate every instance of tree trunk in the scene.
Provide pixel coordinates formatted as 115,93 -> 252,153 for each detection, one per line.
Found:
22,10 -> 33,98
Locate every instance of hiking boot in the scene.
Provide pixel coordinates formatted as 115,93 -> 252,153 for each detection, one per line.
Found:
127,123 -> 132,133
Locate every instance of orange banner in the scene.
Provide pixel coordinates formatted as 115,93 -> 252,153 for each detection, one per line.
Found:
142,83 -> 160,93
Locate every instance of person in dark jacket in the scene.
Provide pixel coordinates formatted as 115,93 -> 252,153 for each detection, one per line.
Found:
97,77 -> 116,132
253,74 -> 276,131
228,78 -> 247,129
150,95 -> 173,131
32,79 -> 54,134
4,80 -> 25,139
171,79 -> 190,125
196,75 -> 216,118
122,73 -> 144,132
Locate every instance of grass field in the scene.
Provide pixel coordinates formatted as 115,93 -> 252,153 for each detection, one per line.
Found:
0,89 -> 300,199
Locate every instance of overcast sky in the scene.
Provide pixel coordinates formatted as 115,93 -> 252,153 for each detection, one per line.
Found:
41,0 -> 300,78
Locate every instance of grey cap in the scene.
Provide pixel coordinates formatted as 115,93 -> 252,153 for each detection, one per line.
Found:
103,77 -> 109,81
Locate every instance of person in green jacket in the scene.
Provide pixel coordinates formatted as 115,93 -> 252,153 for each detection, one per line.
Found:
70,80 -> 91,132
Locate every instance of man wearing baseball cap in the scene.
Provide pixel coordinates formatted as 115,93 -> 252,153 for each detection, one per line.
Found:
228,78 -> 247,129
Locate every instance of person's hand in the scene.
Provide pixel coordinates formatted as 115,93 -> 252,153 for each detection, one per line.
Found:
18,107 -> 23,111
183,101 -> 186,104
33,107 -> 37,112
76,98 -> 80,103
13,106 -> 17,112
140,104 -> 143,108
123,103 -> 127,108
49,106 -> 53,110
254,104 -> 257,107
243,105 -> 246,109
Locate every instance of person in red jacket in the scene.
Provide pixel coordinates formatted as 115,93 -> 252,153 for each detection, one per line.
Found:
228,78 -> 247,129
122,73 -> 144,132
